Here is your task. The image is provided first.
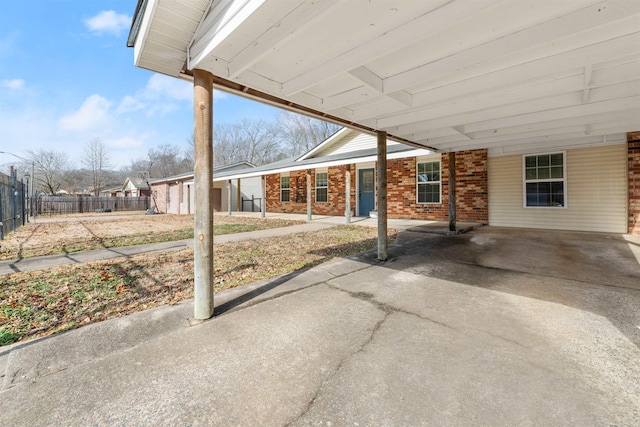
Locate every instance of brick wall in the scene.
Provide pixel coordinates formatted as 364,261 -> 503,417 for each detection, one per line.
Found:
386,150 -> 488,223
266,167 -> 356,216
265,149 -> 488,223
152,183 -> 169,213
629,132 -> 640,234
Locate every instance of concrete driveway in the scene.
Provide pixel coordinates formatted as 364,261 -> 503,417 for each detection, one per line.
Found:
1,226 -> 638,426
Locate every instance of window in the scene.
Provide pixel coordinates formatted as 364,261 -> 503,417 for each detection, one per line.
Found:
523,152 -> 565,207
315,171 -> 328,203
417,161 -> 441,203
280,175 -> 290,202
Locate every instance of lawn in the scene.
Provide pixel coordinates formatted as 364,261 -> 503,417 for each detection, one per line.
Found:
0,224 -> 395,346
0,213 -> 302,260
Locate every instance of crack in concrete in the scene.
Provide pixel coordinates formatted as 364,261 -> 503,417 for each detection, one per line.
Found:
284,286 -> 390,426
287,283 -> 463,425
329,284 -> 458,331
470,328 -> 533,350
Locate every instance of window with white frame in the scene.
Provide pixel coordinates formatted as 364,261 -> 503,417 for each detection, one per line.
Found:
417,160 -> 441,203
523,152 -> 565,207
315,171 -> 328,203
280,174 -> 290,202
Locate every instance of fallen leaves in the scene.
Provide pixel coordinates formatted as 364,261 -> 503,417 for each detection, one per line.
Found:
1,224 -> 395,347
0,213 -> 303,260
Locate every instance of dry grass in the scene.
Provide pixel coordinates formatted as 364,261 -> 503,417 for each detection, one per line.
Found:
0,213 -> 302,260
1,216 -> 395,347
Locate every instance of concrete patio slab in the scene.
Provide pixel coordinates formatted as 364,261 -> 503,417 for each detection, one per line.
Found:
1,226 -> 638,426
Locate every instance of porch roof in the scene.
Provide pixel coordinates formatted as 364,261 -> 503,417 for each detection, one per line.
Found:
129,0 -> 639,156
211,144 -> 431,181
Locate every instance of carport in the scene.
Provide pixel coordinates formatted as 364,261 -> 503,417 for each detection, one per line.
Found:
127,0 -> 640,319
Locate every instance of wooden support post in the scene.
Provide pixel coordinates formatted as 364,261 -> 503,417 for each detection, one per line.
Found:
448,151 -> 456,233
237,178 -> 241,212
377,131 -> 388,261
306,169 -> 312,222
227,180 -> 232,216
345,164 -> 351,224
193,69 -> 214,320
261,175 -> 266,218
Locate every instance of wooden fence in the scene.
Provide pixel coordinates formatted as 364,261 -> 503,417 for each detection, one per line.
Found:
0,170 -> 27,240
36,196 -> 150,216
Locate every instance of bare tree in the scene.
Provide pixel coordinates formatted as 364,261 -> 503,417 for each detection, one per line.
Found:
82,139 -> 112,196
214,118 -> 285,166
125,143 -> 193,179
27,149 -> 69,195
183,134 -> 195,170
277,112 -> 341,157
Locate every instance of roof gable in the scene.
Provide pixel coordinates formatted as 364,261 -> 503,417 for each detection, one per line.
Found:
300,128 -> 400,160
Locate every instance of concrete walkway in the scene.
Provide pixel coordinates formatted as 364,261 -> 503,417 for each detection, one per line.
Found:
1,226 -> 638,426
0,214 -> 480,275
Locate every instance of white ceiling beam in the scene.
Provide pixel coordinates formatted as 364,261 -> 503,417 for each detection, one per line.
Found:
382,1 -> 638,94
462,96 -> 640,134
411,128 -> 463,141
387,91 -> 413,107
375,73 -> 588,129
353,44 -> 639,122
227,0 -> 341,78
348,66 -> 383,93
321,86 -> 381,111
281,0 -> 503,96
468,109 -> 640,140
434,118 -> 640,151
189,0 -> 267,71
380,80 -> 639,132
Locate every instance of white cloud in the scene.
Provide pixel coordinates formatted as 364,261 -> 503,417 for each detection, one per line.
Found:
116,95 -> 144,114
1,79 -> 25,89
146,74 -> 192,101
116,75 -> 194,117
58,94 -> 113,132
84,10 -> 131,36
106,136 -> 144,149
213,89 -> 229,102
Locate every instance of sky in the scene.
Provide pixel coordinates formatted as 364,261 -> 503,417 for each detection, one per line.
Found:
0,0 -> 284,170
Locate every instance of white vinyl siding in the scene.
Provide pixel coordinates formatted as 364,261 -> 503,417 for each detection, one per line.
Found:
489,144 -> 627,233
312,132 -> 399,158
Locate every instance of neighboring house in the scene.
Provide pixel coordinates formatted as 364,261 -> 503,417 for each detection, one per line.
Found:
122,177 -> 152,197
216,128 -> 640,235
149,161 -> 262,214
101,186 -> 122,197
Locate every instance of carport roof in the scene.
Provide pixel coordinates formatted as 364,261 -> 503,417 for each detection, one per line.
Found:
128,0 -> 640,155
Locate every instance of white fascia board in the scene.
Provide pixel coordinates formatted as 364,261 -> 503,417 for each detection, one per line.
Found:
133,0 -> 159,67
213,148 -> 432,181
189,0 -> 266,71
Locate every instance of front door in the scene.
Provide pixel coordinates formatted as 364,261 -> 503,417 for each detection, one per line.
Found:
358,168 -> 375,216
